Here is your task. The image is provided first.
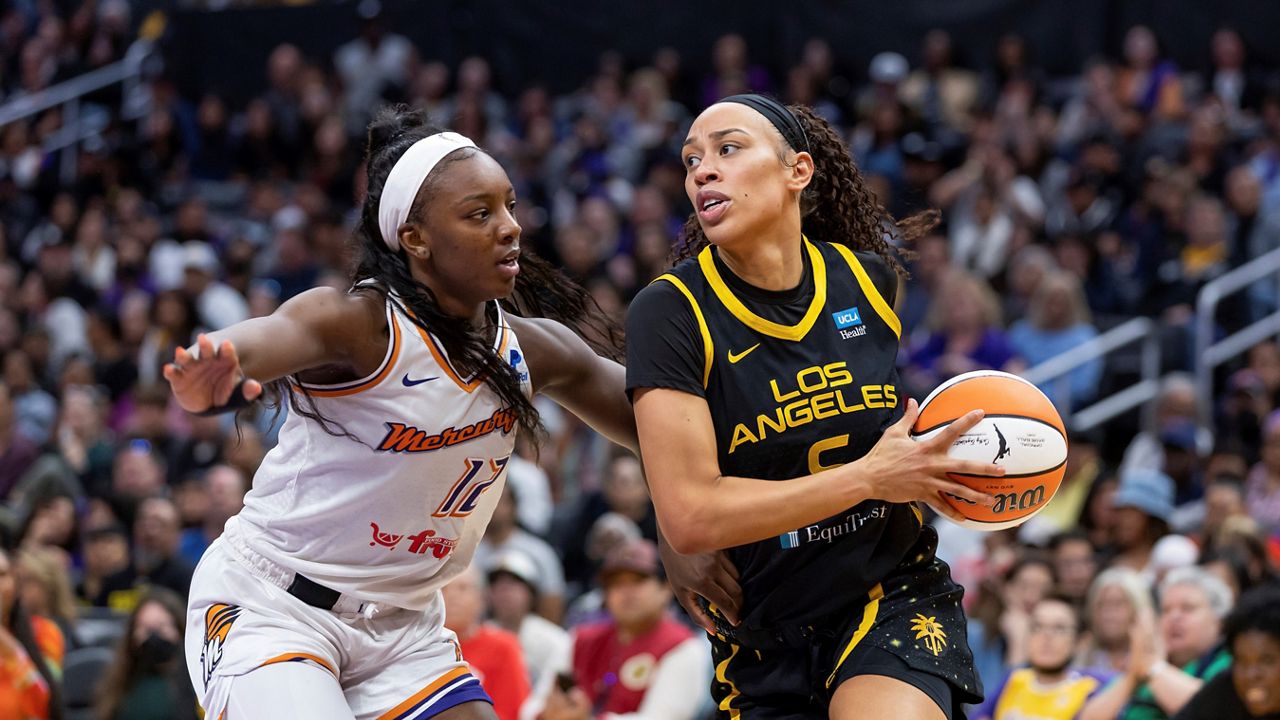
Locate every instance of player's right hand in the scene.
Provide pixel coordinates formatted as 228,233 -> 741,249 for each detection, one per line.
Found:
853,398 -> 1002,523
658,537 -> 741,634
163,333 -> 263,414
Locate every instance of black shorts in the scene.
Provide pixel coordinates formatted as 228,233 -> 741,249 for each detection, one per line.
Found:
707,527 -> 982,719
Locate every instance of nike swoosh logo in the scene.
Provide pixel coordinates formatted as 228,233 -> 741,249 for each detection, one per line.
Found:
727,344 -> 760,364
401,374 -> 438,387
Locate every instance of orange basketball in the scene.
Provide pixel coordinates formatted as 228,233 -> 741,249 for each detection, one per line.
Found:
909,370 -> 1068,531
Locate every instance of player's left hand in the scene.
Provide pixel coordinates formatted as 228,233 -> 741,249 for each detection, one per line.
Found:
658,536 -> 742,634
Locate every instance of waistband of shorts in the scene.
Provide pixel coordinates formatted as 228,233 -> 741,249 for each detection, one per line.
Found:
713,615 -> 842,650
221,524 -> 398,618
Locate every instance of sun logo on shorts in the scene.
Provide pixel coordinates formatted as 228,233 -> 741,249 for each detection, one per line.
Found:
910,614 -> 947,656
202,603 -> 243,686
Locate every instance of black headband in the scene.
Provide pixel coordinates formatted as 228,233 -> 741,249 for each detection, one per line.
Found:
720,94 -> 810,154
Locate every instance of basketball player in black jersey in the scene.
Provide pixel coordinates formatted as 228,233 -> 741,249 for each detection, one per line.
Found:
626,95 -> 1005,719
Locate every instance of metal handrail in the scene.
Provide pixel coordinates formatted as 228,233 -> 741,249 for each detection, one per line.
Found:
0,40 -> 153,182
1021,316 -> 1160,432
0,61 -> 132,126
1194,245 -> 1280,428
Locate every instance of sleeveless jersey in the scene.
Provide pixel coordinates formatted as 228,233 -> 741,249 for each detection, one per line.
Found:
229,297 -> 530,611
643,238 -> 922,630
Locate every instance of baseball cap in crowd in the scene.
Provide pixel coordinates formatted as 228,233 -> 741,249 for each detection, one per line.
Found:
869,52 -> 909,85
182,241 -> 219,275
599,538 -> 663,584
1112,468 -> 1175,523
487,550 -> 540,594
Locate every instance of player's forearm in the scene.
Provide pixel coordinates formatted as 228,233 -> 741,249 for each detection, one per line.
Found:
656,463 -> 870,554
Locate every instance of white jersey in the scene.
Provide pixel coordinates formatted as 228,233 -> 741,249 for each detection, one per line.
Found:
229,296 -> 530,611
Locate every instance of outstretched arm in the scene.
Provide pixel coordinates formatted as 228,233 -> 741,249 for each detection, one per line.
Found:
512,315 -> 637,454
163,287 -> 386,413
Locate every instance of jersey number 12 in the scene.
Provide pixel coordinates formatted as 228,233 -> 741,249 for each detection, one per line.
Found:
434,456 -> 509,518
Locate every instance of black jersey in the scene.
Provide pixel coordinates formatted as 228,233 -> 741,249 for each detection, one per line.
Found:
626,237 -> 924,632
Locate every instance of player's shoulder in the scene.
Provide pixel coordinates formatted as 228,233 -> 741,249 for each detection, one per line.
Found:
644,254 -> 703,291
284,284 -> 386,325
630,270 -> 702,325
838,246 -> 899,305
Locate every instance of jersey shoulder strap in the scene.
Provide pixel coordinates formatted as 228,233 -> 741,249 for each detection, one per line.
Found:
651,259 -> 715,389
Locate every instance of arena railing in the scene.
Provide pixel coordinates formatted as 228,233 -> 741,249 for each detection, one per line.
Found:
1021,316 -> 1161,433
1193,245 -> 1280,431
0,40 -> 154,184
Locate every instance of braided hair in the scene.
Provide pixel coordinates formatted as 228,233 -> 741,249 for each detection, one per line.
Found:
271,106 -> 621,439
672,103 -> 935,274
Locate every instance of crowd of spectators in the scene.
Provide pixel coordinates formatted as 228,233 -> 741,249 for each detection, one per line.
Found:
3,1 -> 1280,718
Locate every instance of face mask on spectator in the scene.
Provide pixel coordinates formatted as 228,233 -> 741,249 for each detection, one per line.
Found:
135,632 -> 178,669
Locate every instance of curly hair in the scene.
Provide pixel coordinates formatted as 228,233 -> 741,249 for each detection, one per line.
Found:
672,103 -> 935,274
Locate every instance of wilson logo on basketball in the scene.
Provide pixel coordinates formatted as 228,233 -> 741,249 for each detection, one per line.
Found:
950,484 -> 1047,514
376,408 -> 517,453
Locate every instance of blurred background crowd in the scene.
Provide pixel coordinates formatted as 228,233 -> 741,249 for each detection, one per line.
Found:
3,1 -> 1280,719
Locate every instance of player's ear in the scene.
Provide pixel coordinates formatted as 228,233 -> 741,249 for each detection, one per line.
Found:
786,150 -> 814,193
398,223 -> 431,262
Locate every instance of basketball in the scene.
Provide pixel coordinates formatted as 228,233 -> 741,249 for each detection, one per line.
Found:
910,370 -> 1068,531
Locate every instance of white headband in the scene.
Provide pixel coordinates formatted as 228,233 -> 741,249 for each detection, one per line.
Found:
377,131 -> 478,252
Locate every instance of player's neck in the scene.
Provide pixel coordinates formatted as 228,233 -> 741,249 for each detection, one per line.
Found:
716,222 -> 805,292
408,265 -> 490,327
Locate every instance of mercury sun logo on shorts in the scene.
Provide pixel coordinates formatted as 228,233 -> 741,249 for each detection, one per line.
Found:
202,603 -> 243,685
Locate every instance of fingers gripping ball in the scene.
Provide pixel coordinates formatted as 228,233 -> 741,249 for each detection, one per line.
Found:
910,370 -> 1067,531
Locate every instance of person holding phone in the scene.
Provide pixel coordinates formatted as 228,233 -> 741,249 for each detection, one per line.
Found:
525,539 -> 710,720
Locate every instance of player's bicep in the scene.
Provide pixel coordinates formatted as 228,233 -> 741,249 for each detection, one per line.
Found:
632,388 -> 723,518
209,287 -> 374,382
516,316 -> 637,452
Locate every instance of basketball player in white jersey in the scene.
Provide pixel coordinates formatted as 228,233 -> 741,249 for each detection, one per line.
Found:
163,107 -> 647,720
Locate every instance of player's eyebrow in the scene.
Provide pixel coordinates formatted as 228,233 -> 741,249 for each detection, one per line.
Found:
683,128 -> 748,147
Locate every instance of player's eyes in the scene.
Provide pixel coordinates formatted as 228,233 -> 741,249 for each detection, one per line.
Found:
684,154 -> 701,169
720,143 -> 738,155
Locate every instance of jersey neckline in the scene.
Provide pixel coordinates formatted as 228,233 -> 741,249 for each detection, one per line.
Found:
697,236 -> 828,342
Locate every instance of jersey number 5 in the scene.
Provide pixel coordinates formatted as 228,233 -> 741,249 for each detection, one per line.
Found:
434,456 -> 509,518
808,434 -> 849,473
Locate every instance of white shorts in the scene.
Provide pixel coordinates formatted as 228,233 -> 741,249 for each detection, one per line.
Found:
185,536 -> 491,720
